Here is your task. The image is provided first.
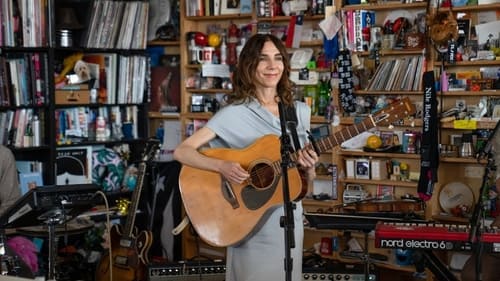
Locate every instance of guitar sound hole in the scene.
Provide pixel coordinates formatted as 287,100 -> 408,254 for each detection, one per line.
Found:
249,163 -> 275,189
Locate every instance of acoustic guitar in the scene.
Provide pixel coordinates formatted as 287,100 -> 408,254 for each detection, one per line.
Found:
179,98 -> 416,247
96,139 -> 160,281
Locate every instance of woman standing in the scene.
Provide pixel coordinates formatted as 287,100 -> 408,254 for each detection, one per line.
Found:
174,34 -> 318,281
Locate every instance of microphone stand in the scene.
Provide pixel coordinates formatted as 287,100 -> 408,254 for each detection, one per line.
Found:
278,102 -> 295,281
469,120 -> 499,281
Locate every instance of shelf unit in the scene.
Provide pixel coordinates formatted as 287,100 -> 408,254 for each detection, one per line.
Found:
431,2 -> 500,219
170,1 -> 498,278
1,0 -> 150,186
331,0 -> 428,199
299,0 -> 430,275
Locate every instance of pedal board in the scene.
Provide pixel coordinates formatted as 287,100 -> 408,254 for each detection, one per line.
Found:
147,260 -> 226,281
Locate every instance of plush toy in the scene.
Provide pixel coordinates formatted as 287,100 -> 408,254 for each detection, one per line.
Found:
7,236 -> 39,274
73,60 -> 91,82
55,52 -> 84,84
427,10 -> 458,46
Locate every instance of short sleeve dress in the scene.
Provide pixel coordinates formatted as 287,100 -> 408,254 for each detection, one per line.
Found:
205,98 -> 311,281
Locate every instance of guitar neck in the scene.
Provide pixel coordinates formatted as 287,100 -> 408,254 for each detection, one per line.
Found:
123,161 -> 147,239
288,116 -> 376,163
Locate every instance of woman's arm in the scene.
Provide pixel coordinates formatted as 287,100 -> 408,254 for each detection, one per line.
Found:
173,127 -> 249,183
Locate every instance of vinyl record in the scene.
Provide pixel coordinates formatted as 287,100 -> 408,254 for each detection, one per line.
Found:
439,182 -> 474,214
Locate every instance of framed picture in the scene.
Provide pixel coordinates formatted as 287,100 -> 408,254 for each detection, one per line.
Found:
380,131 -> 394,146
355,159 -> 370,180
221,0 -> 241,15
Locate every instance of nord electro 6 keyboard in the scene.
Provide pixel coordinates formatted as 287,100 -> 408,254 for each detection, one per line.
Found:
375,222 -> 500,252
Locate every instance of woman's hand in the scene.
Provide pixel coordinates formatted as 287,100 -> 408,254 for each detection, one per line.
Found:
296,146 -> 319,181
218,161 -> 250,184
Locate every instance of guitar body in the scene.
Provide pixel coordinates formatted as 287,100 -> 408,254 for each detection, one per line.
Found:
96,224 -> 152,281
179,134 -> 307,247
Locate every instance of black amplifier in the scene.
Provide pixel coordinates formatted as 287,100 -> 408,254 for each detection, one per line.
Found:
303,262 -> 377,281
147,260 -> 226,281
302,271 -> 376,281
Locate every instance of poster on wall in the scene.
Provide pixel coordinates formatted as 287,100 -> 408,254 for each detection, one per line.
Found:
148,50 -> 181,113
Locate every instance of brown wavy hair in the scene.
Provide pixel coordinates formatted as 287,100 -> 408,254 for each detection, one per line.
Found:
226,34 -> 294,106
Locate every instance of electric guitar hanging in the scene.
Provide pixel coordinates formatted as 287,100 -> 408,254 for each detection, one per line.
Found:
96,139 -> 160,281
179,98 -> 416,247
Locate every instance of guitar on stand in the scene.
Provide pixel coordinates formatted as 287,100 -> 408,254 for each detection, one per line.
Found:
96,139 -> 160,281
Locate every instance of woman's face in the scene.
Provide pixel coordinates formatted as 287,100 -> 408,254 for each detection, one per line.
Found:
254,41 -> 284,90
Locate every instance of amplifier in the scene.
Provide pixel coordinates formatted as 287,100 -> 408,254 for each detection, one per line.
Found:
147,260 -> 225,281
302,272 -> 376,281
303,263 -> 376,281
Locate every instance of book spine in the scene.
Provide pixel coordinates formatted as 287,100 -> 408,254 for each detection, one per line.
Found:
213,0 -> 220,16
354,10 -> 362,52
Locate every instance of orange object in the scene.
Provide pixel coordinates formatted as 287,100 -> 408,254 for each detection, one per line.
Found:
366,135 -> 383,149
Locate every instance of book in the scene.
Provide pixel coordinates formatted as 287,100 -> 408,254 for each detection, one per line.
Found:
16,160 -> 43,174
56,146 -> 92,185
19,171 -> 43,195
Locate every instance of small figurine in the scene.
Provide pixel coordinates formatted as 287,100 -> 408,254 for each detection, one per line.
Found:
226,23 -> 240,65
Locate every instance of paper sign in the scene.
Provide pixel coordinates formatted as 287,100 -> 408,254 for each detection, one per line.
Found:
454,120 -> 477,130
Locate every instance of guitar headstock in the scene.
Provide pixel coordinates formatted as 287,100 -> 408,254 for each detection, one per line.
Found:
371,97 -> 416,127
141,138 -> 161,163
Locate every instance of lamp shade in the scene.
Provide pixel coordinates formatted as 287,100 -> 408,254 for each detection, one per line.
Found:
56,7 -> 84,29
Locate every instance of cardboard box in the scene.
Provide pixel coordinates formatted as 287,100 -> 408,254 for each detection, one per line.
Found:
55,90 -> 90,105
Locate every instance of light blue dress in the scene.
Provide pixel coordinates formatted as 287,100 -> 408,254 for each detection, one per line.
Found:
206,98 -> 311,281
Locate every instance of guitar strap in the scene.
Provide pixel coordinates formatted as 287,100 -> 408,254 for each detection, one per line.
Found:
418,71 -> 439,201
284,104 -> 301,152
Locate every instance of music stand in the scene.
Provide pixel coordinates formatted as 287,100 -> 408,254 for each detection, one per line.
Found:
0,184 -> 100,280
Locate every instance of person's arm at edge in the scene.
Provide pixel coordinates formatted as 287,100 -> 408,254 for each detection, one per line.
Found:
0,149 -> 21,216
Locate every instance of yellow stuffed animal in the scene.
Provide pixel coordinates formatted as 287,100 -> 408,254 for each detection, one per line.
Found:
54,52 -> 84,84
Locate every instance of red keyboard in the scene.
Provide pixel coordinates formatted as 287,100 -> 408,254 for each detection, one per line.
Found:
375,222 -> 500,252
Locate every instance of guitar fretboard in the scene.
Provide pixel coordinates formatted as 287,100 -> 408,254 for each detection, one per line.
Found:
269,117 -> 376,174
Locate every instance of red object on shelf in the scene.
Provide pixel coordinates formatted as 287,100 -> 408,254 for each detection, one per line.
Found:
194,32 -> 207,46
